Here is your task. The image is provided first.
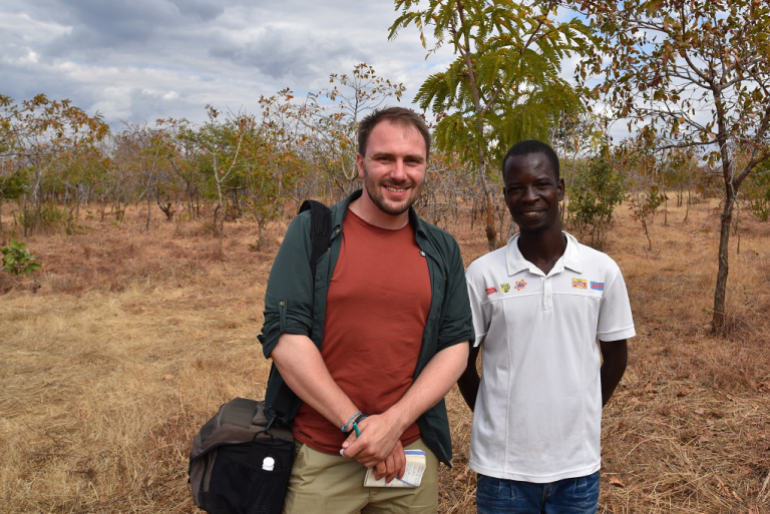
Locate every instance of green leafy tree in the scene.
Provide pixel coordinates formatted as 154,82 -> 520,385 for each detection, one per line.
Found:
390,0 -> 596,250
0,94 -> 109,235
0,169 -> 28,234
744,160 -> 770,222
155,118 -> 207,220
570,0 -> 770,334
110,124 -> 175,231
567,149 -> 627,248
179,108 -> 258,250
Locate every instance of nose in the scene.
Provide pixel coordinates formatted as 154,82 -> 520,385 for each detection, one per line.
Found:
521,185 -> 538,202
391,159 -> 408,181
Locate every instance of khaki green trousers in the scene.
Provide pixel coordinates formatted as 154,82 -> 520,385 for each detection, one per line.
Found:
282,438 -> 439,514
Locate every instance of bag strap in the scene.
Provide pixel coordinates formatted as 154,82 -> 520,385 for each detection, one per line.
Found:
299,199 -> 333,279
270,199 -> 332,420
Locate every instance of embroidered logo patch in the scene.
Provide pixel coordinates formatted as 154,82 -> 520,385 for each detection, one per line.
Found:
572,278 -> 587,289
485,287 -> 498,295
514,279 -> 527,291
500,283 -> 511,293
590,281 -> 604,291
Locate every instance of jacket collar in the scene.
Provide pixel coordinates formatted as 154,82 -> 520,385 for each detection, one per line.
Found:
506,232 -> 582,277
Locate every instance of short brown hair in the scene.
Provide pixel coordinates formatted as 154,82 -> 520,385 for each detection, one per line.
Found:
357,107 -> 431,160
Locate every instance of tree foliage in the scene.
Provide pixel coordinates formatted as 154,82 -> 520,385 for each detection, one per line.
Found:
567,149 -> 627,248
0,94 -> 109,235
569,0 -> 770,334
261,63 -> 406,200
1,239 -> 41,275
390,0 -> 596,249
744,161 -> 770,222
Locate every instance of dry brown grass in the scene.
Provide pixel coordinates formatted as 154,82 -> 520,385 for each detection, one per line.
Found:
1,197 -> 769,514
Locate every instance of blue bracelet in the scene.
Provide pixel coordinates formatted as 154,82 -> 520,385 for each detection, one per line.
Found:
341,411 -> 362,433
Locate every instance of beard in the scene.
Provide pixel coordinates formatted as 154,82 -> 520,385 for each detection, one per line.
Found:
362,164 -> 424,216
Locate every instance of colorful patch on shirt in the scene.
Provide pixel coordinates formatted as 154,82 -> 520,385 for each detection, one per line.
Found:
572,278 -> 587,289
514,279 -> 527,291
500,282 -> 511,293
590,281 -> 605,291
485,287 -> 498,295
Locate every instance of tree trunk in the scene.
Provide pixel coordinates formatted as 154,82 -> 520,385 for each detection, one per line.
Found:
481,174 -> 497,252
257,218 -> 264,251
711,193 -> 734,335
23,194 -> 29,237
146,194 -> 152,232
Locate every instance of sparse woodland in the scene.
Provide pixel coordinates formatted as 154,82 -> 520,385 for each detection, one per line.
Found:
3,1 -> 770,513
2,197 -> 769,513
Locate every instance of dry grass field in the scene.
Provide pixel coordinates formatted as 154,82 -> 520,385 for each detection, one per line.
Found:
1,196 -> 769,514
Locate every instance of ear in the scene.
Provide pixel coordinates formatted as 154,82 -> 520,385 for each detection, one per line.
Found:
356,153 -> 365,179
557,178 -> 565,202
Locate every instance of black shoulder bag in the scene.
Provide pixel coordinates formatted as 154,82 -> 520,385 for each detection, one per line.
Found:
188,200 -> 332,514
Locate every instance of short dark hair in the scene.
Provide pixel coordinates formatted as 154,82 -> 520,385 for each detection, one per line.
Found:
358,107 -> 431,160
502,140 -> 560,181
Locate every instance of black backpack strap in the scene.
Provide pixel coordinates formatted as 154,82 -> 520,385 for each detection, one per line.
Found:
299,199 -> 332,279
269,199 -> 332,422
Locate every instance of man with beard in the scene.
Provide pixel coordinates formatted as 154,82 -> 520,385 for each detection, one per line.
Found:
259,107 -> 473,514
458,140 -> 635,513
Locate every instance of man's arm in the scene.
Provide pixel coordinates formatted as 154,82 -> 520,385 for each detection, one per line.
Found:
270,333 -> 359,430
600,339 -> 628,406
457,345 -> 481,411
342,341 -> 469,465
272,333 -> 409,482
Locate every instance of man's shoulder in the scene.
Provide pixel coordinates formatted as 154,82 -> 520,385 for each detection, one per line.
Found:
571,236 -> 622,274
415,217 -> 462,252
418,217 -> 456,238
466,246 -> 507,279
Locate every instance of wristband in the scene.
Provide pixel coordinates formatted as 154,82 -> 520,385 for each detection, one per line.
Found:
347,413 -> 369,436
341,411 -> 362,433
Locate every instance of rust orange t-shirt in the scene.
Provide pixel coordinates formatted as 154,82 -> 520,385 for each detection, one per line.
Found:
292,209 -> 432,455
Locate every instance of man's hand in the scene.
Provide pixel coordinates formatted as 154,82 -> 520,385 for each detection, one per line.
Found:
367,440 -> 406,483
340,414 -> 405,479
375,440 -> 406,483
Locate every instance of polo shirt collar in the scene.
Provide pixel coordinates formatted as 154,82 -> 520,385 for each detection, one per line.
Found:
505,232 -> 583,277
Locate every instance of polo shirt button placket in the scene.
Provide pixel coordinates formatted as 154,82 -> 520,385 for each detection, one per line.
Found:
543,277 -> 553,313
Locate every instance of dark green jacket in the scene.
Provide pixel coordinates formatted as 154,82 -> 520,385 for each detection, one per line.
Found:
258,190 -> 473,466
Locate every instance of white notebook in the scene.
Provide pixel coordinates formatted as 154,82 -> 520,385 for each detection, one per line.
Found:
363,449 -> 426,488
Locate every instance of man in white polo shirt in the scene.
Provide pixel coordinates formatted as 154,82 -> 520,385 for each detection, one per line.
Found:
458,140 -> 635,513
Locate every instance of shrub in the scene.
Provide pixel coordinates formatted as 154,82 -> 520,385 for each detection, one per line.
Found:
744,168 -> 770,222
567,155 -> 626,248
1,239 -> 42,275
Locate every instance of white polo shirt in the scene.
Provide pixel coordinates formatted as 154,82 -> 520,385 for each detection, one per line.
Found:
465,232 -> 635,483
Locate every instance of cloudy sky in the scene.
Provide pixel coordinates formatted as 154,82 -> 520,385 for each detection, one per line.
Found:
1,0 -> 460,127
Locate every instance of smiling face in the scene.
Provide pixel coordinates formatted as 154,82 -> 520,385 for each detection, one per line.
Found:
356,119 -> 427,227
503,151 -> 564,235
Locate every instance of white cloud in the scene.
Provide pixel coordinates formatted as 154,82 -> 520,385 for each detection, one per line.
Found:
1,0 -> 455,126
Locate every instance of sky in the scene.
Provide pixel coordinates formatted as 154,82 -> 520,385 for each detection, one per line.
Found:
0,0 -> 458,127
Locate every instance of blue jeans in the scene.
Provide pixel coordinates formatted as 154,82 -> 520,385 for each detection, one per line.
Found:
476,471 -> 600,514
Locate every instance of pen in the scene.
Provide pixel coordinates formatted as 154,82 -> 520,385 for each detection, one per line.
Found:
352,421 -> 361,437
